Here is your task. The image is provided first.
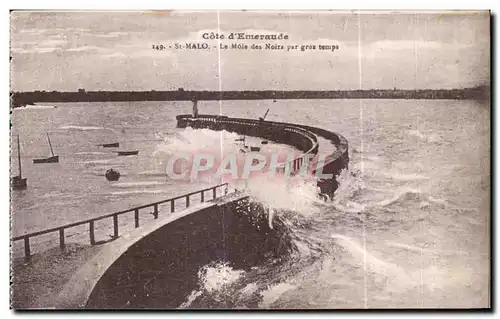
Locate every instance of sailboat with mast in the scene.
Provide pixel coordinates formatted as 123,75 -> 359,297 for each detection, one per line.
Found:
12,134 -> 27,189
33,133 -> 59,164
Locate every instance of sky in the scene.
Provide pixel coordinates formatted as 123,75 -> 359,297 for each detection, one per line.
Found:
10,10 -> 490,91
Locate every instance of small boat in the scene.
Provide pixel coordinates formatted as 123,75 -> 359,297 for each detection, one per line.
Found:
261,140 -> 269,145
12,175 -> 27,189
100,142 -> 119,148
11,135 -> 27,190
259,108 -> 270,121
33,133 -> 59,164
33,156 -> 59,164
105,168 -> 121,181
117,150 -> 139,156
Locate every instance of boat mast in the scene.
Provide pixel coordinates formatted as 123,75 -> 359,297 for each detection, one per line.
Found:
17,134 -> 22,178
259,108 -> 270,121
47,133 -> 54,157
262,108 -> 269,120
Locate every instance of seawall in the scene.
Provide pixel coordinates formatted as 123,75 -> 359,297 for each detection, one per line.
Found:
50,115 -> 349,308
56,194 -> 292,308
176,114 -> 349,196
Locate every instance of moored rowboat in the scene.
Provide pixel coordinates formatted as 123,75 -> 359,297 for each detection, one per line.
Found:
33,155 -> 59,164
117,150 -> 139,156
100,142 -> 119,148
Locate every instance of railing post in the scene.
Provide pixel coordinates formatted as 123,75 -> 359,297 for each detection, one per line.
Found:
113,215 -> 119,239
213,187 -> 217,199
201,191 -> 204,203
171,200 -> 175,213
59,228 -> 65,251
89,221 -> 96,245
23,237 -> 31,262
153,204 -> 158,219
186,195 -> 190,208
134,209 -> 139,228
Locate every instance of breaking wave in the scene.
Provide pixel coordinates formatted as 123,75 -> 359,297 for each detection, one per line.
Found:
14,104 -> 57,110
108,189 -> 171,196
111,181 -> 164,188
173,146 -> 485,309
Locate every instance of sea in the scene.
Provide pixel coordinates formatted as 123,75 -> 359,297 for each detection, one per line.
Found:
10,99 -> 490,308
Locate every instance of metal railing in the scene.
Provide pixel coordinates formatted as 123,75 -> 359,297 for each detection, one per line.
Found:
12,183 -> 229,261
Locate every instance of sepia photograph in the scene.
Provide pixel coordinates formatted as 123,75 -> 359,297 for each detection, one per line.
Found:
9,10 -> 490,309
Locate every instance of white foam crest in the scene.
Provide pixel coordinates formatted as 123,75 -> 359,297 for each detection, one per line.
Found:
109,189 -> 170,196
332,167 -> 447,213
383,172 -> 431,181
15,104 -> 56,110
330,234 -> 416,288
375,188 -> 423,207
155,127 -> 240,156
77,159 -> 113,165
330,168 -> 368,213
332,201 -> 367,214
239,283 -> 259,297
374,188 -> 448,210
154,127 -> 326,220
59,125 -> 108,131
244,175 -> 323,218
332,169 -> 360,201
154,131 -> 168,140
197,262 -> 245,297
112,181 -> 163,188
268,207 -> 275,229
259,282 -> 297,308
386,241 -> 470,256
152,128 -> 242,173
179,290 -> 203,308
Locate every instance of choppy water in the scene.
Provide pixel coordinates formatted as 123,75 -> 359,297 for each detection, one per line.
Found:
11,99 -> 490,308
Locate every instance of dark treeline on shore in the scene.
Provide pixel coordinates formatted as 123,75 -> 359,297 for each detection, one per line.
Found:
11,85 -> 489,108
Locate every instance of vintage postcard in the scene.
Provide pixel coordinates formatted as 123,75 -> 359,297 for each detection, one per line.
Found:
10,10 -> 490,309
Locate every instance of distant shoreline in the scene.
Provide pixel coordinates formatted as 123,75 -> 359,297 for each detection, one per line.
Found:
11,86 -> 489,108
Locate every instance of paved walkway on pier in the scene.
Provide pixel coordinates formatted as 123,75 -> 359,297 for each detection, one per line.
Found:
12,191 -> 246,309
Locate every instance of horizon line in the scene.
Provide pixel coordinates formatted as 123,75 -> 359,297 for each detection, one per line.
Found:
11,85 -> 489,93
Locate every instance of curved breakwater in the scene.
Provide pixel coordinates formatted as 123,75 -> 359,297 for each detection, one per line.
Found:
176,114 -> 349,197
58,115 -> 350,308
